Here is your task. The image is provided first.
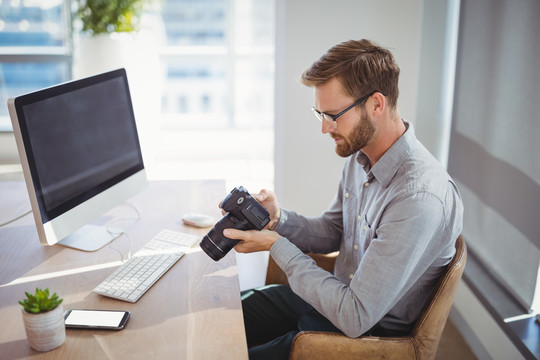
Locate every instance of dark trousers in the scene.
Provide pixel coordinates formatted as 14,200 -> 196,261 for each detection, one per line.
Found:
241,284 -> 342,360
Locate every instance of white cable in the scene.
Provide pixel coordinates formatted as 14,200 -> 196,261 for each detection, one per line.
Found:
0,210 -> 32,227
105,202 -> 141,261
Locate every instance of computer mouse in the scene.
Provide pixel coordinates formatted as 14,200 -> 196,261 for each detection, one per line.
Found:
182,213 -> 215,228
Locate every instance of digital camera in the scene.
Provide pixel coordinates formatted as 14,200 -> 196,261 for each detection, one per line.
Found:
199,186 -> 270,261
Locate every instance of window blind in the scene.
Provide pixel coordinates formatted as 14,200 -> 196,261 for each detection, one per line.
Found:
448,0 -> 540,312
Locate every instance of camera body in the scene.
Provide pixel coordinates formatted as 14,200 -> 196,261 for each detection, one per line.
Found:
199,186 -> 270,261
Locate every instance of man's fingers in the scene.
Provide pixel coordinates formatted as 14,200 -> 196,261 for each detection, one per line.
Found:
257,189 -> 272,201
223,228 -> 245,240
252,191 -> 265,202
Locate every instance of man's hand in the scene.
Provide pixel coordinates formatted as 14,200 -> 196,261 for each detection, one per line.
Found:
219,188 -> 282,230
223,228 -> 281,253
254,189 -> 281,230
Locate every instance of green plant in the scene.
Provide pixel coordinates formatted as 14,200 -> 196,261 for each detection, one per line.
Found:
19,288 -> 63,314
76,0 -> 147,35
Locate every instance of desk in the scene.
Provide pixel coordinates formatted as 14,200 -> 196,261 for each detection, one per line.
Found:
0,180 -> 248,359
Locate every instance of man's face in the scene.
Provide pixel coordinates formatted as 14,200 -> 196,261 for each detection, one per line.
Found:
314,78 -> 376,157
332,108 -> 376,157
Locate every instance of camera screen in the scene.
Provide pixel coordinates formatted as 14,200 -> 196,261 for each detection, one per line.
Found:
249,204 -> 268,222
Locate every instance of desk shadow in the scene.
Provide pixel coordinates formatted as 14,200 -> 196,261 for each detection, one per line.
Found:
0,215 -> 118,286
0,225 -> 64,286
0,338 -> 38,359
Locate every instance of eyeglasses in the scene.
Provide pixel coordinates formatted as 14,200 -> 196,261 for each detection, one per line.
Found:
312,91 -> 376,129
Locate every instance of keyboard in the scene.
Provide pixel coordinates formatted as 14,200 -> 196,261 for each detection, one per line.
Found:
93,229 -> 200,303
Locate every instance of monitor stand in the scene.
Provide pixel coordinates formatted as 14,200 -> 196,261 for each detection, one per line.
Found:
58,224 -> 123,252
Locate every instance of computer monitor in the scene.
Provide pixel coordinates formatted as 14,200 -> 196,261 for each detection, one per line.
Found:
7,68 -> 147,251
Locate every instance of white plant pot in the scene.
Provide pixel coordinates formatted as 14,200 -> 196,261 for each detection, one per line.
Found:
21,305 -> 66,352
73,32 -> 141,79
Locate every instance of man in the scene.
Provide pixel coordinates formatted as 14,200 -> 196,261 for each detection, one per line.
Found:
223,39 -> 463,360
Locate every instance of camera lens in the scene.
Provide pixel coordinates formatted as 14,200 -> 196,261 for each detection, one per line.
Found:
200,186 -> 270,261
199,235 -> 222,261
199,213 -> 243,261
199,232 -> 237,261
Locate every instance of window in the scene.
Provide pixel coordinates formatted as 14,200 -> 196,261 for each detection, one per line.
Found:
0,0 -> 275,190
153,0 -> 275,190
0,0 -> 71,130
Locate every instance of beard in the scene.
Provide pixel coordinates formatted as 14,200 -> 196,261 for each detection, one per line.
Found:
332,110 -> 376,157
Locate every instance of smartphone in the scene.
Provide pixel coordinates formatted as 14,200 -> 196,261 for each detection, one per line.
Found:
64,309 -> 130,330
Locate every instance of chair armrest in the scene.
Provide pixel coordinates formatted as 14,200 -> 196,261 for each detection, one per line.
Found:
265,252 -> 338,285
309,252 -> 338,272
266,254 -> 289,285
289,331 -> 417,360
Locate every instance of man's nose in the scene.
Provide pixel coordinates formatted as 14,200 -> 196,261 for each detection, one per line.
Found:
321,119 -> 336,134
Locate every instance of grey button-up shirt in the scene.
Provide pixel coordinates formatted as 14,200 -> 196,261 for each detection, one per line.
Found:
270,121 -> 463,337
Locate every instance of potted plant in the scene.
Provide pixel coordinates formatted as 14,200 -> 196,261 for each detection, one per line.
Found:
73,0 -> 150,76
75,0 -> 146,35
19,288 -> 65,352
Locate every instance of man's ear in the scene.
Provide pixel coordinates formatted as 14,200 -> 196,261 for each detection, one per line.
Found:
370,92 -> 386,116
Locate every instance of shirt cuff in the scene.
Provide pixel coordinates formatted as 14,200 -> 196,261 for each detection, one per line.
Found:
274,208 -> 289,233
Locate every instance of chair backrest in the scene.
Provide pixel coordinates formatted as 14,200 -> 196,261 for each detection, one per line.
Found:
409,235 -> 467,360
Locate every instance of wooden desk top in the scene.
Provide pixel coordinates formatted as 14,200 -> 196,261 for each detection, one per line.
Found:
0,180 -> 248,359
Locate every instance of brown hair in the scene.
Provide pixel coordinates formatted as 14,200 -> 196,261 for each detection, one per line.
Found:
301,39 -> 400,110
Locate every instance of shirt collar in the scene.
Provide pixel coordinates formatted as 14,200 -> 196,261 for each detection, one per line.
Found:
356,120 -> 415,188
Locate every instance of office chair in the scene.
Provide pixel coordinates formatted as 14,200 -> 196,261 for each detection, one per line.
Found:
265,236 -> 467,360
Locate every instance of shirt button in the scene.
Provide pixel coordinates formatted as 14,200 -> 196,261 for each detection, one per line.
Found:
364,225 -> 368,231
364,182 -> 370,187
354,244 -> 359,250
349,274 -> 354,279
357,215 -> 362,221
345,192 -> 350,198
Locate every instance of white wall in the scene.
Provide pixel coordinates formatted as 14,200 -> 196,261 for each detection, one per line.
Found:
415,0 -> 460,168
274,0 -> 423,216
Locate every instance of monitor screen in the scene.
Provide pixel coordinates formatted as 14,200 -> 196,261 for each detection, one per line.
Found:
8,68 -> 147,251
